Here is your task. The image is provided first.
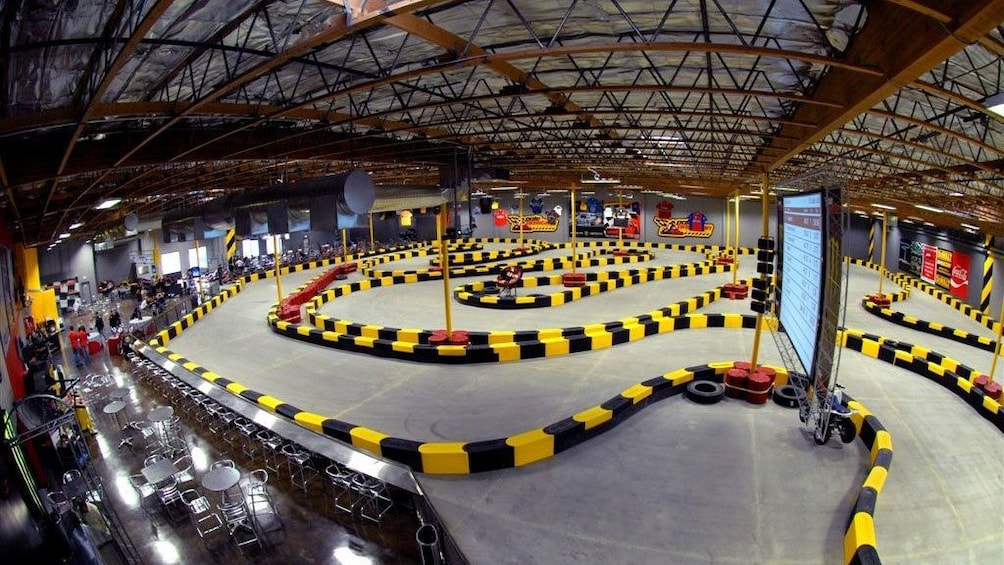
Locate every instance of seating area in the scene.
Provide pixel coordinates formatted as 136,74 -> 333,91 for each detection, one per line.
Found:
123,350 -> 406,543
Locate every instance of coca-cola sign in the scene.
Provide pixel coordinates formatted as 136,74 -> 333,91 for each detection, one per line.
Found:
949,251 -> 970,298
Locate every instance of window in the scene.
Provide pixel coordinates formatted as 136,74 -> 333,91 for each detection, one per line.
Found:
188,246 -> 208,270
241,239 -> 258,258
160,251 -> 181,276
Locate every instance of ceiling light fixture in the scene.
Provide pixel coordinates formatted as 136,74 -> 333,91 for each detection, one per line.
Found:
960,222 -> 980,231
95,198 -> 122,210
984,92 -> 1004,118
58,233 -> 71,239
870,203 -> 896,210
914,204 -> 943,213
69,222 -> 84,229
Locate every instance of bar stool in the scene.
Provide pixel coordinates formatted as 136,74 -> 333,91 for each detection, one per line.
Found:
219,498 -> 263,555
235,419 -> 259,462
324,463 -> 357,514
280,443 -> 315,493
243,469 -> 282,532
256,430 -> 286,474
350,474 -> 393,523
181,489 -> 224,541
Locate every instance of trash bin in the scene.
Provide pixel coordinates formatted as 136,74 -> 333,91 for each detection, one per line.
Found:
416,524 -> 442,565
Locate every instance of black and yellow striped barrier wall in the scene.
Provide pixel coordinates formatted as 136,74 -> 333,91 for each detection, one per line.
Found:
428,243 -> 548,267
861,299 -> 997,353
225,228 -> 237,261
847,257 -> 1001,334
843,393 -> 891,565
151,282 -> 245,347
454,261 -> 729,309
289,289 -> 751,363
839,328 -> 1003,433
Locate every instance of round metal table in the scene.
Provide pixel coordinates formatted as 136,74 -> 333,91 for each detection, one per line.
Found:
109,387 -> 130,400
102,400 -> 126,429
201,466 -> 240,492
148,405 -> 174,423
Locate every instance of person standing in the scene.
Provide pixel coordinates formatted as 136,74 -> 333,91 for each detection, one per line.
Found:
94,313 -> 105,338
68,327 -> 82,367
77,326 -> 90,365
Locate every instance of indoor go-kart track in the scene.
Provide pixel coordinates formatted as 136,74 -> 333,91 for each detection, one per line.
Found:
151,241 -> 1003,564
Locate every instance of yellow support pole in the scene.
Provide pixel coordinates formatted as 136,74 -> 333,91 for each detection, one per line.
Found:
272,234 -> 282,304
152,230 -> 161,279
369,213 -> 375,251
877,212 -> 888,296
732,194 -> 740,285
750,174 -> 770,369
988,295 -> 1004,382
570,186 -> 578,274
724,195 -> 731,255
437,206 -> 453,336
341,228 -> 348,263
194,239 -> 204,301
518,192 -> 525,250
617,190 -> 624,248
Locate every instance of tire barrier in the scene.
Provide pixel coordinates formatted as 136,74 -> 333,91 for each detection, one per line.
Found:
685,380 -> 726,404
453,261 -> 730,309
860,299 -> 998,353
772,384 -> 805,408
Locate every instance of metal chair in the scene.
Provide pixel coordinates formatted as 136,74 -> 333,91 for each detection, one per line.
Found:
235,419 -> 259,462
209,459 -> 235,470
128,474 -> 157,516
219,499 -> 263,555
46,490 -> 72,514
354,476 -> 394,524
156,478 -> 184,521
172,455 -> 195,487
324,463 -> 357,514
181,489 -> 225,540
280,443 -> 315,493
243,469 -> 282,531
256,430 -> 286,474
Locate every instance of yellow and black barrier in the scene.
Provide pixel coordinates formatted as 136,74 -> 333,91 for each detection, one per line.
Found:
288,288 -> 750,363
847,257 -> 1001,334
454,261 -> 729,309
861,299 -> 997,353
842,393 -> 891,565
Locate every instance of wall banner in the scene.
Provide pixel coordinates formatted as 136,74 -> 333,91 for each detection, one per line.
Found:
920,244 -> 937,283
653,211 -> 715,238
949,251 -> 970,298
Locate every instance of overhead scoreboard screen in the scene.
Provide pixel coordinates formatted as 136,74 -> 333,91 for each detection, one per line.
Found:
778,191 -> 825,376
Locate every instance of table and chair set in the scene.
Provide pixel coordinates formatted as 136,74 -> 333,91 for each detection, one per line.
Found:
122,351 -> 401,537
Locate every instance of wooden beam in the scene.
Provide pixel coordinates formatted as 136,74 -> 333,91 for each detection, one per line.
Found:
749,0 -> 1004,176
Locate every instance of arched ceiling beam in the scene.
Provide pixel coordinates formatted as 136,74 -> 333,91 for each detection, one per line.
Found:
748,0 -> 1004,176
40,0 -> 176,242
60,0 -> 451,241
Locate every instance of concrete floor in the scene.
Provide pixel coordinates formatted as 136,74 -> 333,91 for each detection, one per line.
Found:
163,246 -> 1004,564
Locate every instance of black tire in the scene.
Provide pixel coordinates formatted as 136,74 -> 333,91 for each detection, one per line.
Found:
686,381 -> 725,404
772,384 -> 805,409
838,417 -> 857,444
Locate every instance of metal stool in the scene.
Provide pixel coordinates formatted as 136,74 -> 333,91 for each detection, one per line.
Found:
325,463 -> 357,514
280,443 -> 315,493
235,419 -> 259,462
257,430 -> 286,474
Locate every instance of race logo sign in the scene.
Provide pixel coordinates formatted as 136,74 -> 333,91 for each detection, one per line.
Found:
653,211 -> 715,238
508,213 -> 560,233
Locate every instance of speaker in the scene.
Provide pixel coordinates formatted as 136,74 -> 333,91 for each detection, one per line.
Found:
267,202 -> 289,234
751,301 -> 768,314
310,195 -> 339,231
757,261 -> 774,275
234,209 -> 252,237
757,237 -> 774,250
751,288 -> 768,302
756,249 -> 775,262
752,278 -> 769,291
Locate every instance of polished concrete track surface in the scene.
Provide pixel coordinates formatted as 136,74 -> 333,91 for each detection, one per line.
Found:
162,247 -> 1004,564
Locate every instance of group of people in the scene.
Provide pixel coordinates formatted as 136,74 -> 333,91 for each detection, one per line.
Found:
67,327 -> 91,368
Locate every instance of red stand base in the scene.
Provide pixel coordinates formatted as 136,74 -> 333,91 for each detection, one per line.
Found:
562,272 -> 587,288
611,249 -> 629,257
982,381 -> 1002,401
867,293 -> 891,306
715,256 -> 735,265
429,329 -> 470,346
429,267 -> 443,273
723,283 -> 748,299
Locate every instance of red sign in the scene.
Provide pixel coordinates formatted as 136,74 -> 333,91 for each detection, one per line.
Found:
949,251 -> 970,298
920,245 -> 937,283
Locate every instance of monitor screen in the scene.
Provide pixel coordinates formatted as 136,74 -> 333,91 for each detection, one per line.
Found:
778,191 -> 825,375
